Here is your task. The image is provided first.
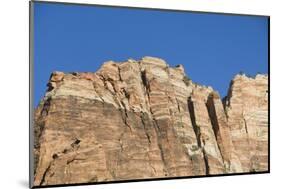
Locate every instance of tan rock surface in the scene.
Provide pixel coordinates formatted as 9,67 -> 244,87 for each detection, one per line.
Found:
224,74 -> 268,172
33,57 -> 268,186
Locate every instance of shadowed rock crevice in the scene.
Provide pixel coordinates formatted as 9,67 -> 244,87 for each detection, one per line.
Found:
140,113 -> 151,144
206,94 -> 225,164
202,148 -> 210,175
39,161 -> 52,186
187,97 -> 209,174
188,97 -> 201,147
119,108 -> 133,132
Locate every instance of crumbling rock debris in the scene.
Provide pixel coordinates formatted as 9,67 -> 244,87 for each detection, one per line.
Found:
33,56 -> 268,186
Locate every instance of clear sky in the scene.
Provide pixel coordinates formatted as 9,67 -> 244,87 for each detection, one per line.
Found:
33,2 -> 268,107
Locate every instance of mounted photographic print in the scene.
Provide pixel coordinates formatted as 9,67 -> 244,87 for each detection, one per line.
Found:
29,1 -> 269,188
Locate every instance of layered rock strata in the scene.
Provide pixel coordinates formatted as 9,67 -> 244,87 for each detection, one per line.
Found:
33,57 -> 268,186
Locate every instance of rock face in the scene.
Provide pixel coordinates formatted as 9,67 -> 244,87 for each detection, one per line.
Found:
33,57 -> 268,186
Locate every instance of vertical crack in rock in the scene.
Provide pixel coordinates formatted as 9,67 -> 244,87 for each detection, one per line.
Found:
118,132 -> 125,152
119,107 -> 133,132
187,97 -> 201,147
242,115 -> 251,166
206,95 -> 220,139
118,66 -> 123,82
140,70 -> 147,87
140,112 -> 151,144
243,117 -> 249,134
206,94 -> 226,168
201,143 -> 210,175
187,97 -> 209,174
39,161 -> 52,186
175,98 -> 181,113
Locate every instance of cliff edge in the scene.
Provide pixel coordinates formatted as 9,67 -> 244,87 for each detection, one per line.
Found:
33,56 -> 268,186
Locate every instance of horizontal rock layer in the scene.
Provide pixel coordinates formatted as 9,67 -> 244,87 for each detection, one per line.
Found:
33,56 -> 268,186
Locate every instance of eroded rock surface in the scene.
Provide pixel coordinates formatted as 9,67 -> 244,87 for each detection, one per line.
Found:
33,57 -> 268,186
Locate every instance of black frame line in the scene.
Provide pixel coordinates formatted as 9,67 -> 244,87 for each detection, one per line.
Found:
29,1 -> 270,188
32,171 -> 269,188
29,1 -> 34,189
32,0 -> 270,18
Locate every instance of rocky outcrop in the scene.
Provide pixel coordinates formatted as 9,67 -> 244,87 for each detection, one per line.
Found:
223,74 -> 268,172
33,57 -> 268,186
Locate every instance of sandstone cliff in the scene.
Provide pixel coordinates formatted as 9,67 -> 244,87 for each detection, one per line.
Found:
33,56 -> 268,186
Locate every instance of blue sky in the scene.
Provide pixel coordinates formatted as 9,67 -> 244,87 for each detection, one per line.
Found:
33,2 -> 268,107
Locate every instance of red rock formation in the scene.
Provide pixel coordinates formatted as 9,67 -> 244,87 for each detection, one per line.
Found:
33,57 -> 268,187
224,74 -> 268,172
